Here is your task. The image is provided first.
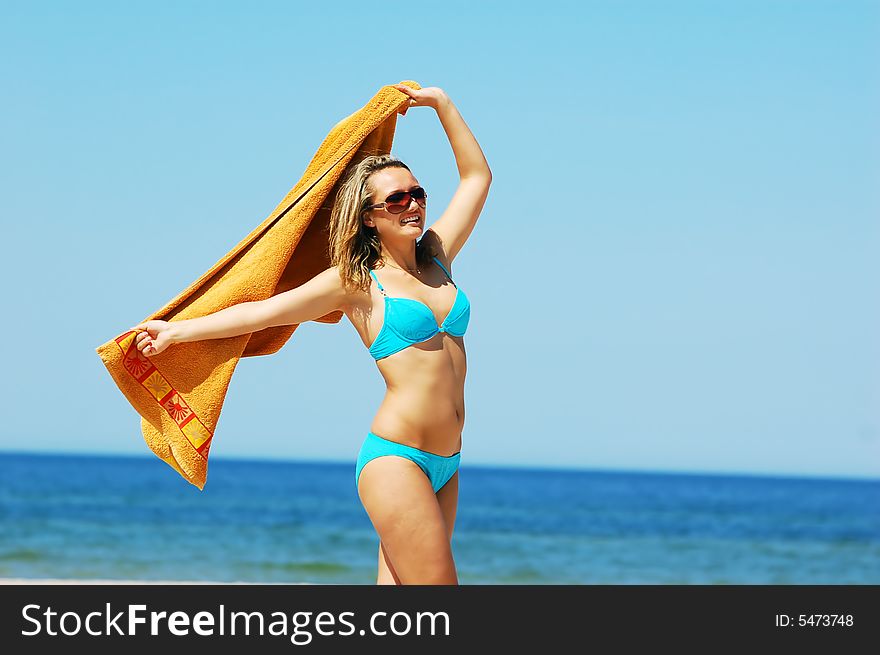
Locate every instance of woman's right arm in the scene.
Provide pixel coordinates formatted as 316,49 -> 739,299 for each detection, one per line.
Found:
132,267 -> 350,356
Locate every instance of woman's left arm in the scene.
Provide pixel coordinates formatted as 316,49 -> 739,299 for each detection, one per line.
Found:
394,85 -> 492,264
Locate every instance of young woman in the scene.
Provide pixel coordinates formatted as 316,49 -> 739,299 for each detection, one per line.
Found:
132,84 -> 491,584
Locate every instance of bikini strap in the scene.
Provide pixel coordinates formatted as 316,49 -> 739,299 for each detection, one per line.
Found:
432,256 -> 457,287
369,269 -> 387,296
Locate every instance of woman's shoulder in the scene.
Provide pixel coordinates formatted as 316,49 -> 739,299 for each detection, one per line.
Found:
324,264 -> 373,309
308,265 -> 354,303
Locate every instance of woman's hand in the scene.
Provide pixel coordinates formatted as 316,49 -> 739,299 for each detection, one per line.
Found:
393,84 -> 449,114
130,320 -> 176,357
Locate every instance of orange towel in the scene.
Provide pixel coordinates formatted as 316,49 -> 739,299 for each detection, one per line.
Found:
96,81 -> 420,490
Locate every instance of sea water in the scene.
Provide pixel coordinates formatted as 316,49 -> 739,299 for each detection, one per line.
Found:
0,453 -> 876,584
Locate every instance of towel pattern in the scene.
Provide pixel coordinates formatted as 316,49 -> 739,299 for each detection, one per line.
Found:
116,330 -> 213,458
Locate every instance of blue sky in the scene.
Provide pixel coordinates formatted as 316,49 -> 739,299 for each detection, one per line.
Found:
1,0 -> 877,479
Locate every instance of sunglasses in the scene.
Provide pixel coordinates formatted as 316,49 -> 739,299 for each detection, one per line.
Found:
364,186 -> 428,214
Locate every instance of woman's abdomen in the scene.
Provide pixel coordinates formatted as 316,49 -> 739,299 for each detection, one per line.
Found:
371,339 -> 466,455
370,388 -> 464,456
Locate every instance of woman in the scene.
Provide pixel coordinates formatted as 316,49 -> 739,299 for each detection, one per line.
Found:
131,84 -> 491,584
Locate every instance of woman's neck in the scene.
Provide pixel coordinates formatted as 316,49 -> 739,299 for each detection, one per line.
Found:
379,240 -> 420,273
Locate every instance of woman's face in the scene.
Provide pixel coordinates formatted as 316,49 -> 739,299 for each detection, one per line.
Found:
363,167 -> 425,239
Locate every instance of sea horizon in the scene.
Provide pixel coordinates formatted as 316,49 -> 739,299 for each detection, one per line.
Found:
1,448 -> 874,484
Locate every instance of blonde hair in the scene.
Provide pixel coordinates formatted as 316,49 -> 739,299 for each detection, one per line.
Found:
329,154 -> 437,294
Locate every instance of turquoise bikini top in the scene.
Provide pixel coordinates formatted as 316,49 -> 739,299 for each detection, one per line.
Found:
368,256 -> 471,360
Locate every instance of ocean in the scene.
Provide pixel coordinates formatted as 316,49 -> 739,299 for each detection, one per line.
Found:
0,453 -> 877,584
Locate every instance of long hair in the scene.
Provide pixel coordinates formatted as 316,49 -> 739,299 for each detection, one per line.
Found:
329,154 -> 437,294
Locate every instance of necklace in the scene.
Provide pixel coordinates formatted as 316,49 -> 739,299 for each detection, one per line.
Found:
382,260 -> 422,275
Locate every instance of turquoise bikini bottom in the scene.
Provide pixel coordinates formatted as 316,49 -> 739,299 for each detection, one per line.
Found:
355,431 -> 461,494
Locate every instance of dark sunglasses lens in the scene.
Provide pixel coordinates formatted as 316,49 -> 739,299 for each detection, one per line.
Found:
385,194 -> 407,213
384,188 -> 427,214
414,188 -> 427,208
386,199 -> 409,214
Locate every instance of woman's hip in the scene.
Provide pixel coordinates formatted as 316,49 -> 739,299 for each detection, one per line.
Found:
355,431 -> 461,494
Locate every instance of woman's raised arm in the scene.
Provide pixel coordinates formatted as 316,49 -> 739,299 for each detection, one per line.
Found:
393,84 -> 491,263
132,267 -> 349,356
